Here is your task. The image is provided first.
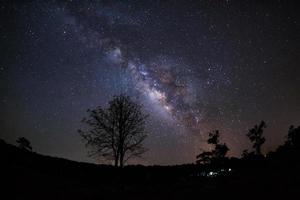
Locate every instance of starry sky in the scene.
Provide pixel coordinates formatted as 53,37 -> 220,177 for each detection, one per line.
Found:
1,0 -> 299,165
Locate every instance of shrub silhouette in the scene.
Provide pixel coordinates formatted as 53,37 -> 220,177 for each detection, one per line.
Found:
196,130 -> 229,164
285,125 -> 300,148
16,137 -> 32,151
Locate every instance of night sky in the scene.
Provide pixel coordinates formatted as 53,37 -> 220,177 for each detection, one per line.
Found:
1,0 -> 299,165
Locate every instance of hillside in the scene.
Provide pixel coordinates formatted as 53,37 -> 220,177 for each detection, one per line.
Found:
1,139 -> 299,199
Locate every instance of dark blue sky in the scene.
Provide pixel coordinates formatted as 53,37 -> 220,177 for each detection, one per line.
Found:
1,0 -> 299,165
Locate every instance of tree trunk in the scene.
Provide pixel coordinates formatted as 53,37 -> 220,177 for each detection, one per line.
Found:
114,157 -> 118,167
114,152 -> 119,167
256,146 -> 261,155
119,153 -> 124,168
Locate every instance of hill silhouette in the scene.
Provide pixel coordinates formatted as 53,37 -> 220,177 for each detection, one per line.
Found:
1,139 -> 299,199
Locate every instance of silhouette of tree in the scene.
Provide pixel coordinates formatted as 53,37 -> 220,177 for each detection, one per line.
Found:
246,121 -> 266,155
285,125 -> 300,148
196,151 -> 213,164
207,130 -> 220,145
196,130 -> 229,164
241,149 -> 249,158
214,143 -> 229,158
267,125 -> 300,163
79,94 -> 148,167
16,137 -> 32,151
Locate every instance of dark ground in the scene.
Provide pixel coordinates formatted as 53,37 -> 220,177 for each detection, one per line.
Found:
1,139 -> 299,200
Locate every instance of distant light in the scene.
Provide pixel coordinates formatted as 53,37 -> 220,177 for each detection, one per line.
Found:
228,168 -> 232,172
207,171 -> 218,177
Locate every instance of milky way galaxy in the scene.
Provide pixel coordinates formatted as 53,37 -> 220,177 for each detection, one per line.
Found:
1,0 -> 299,165
64,5 -> 203,135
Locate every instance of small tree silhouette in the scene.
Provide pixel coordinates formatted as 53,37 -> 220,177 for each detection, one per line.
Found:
196,130 -> 229,164
196,151 -> 213,164
207,130 -> 220,145
246,121 -> 266,155
285,125 -> 300,148
79,94 -> 148,167
214,143 -> 229,158
16,137 -> 32,151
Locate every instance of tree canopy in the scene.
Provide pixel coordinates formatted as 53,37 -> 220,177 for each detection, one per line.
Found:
196,130 -> 229,164
246,121 -> 266,155
79,94 -> 148,167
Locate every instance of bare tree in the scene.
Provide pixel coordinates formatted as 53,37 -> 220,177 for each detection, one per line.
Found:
79,94 -> 148,167
246,121 -> 266,155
